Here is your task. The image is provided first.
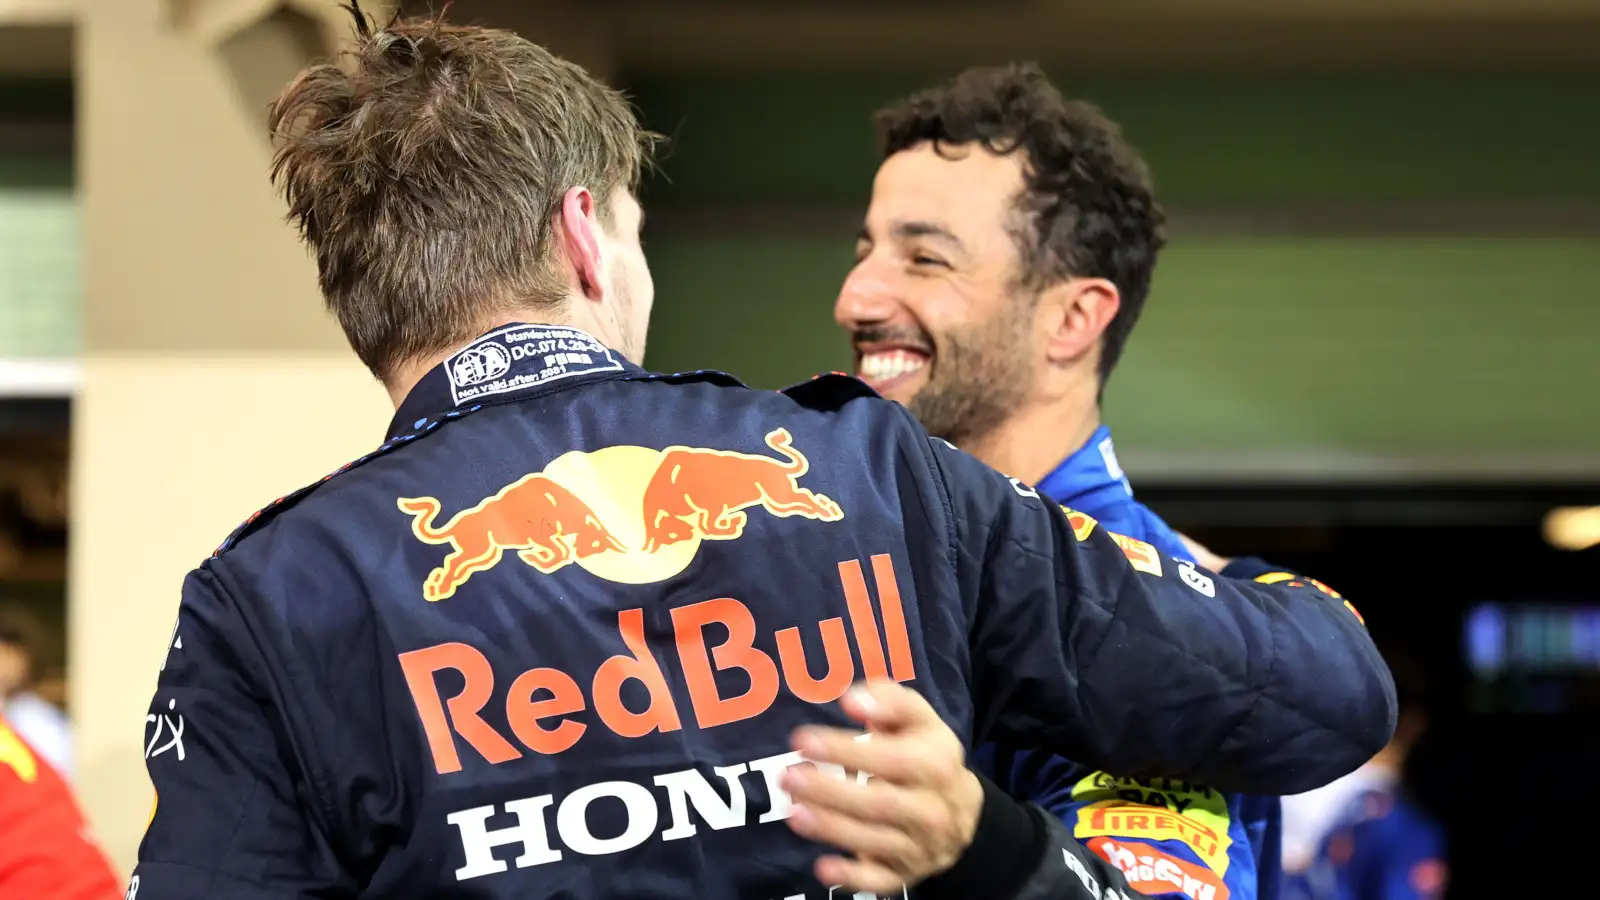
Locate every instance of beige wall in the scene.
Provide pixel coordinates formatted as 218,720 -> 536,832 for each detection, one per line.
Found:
68,0 -> 616,876
70,0 -> 390,876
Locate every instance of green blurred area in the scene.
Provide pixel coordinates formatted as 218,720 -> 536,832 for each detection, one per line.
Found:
632,70 -> 1600,463
0,71 -> 1595,462
630,71 -> 1600,208
644,235 -> 1600,455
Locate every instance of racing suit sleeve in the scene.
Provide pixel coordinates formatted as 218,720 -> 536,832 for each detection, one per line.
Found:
130,566 -> 355,899
920,771 -> 1155,900
925,436 -> 1396,797
993,566 -> 1340,900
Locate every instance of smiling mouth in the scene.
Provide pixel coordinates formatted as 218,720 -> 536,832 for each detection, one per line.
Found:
856,348 -> 931,395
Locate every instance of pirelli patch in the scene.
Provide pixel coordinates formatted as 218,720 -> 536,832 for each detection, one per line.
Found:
1074,800 -> 1231,874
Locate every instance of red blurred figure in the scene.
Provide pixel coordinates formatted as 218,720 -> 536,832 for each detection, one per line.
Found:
0,715 -> 122,900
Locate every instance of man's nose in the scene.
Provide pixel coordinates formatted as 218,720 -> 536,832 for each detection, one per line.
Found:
835,267 -> 899,329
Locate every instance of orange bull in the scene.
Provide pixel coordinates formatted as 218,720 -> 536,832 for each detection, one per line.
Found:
398,475 -> 625,601
641,427 -> 843,552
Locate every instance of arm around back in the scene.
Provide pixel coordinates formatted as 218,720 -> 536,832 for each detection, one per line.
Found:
923,433 -> 1396,795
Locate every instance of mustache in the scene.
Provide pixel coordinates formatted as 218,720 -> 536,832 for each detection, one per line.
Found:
850,326 -> 934,354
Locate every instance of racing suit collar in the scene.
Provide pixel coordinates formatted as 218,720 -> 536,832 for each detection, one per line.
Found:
1033,424 -> 1134,507
387,323 -> 642,440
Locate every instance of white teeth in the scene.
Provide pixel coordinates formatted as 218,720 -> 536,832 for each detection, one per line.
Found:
858,351 -> 928,381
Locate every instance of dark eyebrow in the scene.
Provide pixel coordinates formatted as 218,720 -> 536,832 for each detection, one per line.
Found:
893,220 -> 960,246
856,220 -> 965,252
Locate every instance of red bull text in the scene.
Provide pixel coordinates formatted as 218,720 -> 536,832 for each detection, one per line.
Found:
399,554 -> 915,775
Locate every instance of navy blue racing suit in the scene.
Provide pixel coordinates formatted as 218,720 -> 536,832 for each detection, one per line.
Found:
130,324 -> 1394,900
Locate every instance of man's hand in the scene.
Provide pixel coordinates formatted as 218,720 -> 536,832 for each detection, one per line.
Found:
782,681 -> 983,895
1178,531 -> 1233,571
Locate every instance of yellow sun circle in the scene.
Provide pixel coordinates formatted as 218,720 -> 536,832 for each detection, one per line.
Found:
541,444 -> 702,584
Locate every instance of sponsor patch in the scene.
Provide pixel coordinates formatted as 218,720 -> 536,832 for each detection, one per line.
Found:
1075,800 -> 1231,874
1253,571 -> 1360,622
1071,773 -> 1232,874
1061,507 -> 1098,542
1109,532 -> 1163,576
1089,838 -> 1230,900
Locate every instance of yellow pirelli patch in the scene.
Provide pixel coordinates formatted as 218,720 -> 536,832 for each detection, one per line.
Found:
1074,797 -> 1232,874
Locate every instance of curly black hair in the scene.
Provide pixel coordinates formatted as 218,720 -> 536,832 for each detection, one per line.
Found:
875,63 -> 1166,385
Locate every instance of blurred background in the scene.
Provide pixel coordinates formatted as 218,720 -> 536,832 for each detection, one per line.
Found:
1,0 -> 1598,896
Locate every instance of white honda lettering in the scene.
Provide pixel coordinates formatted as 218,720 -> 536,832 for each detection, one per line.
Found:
556,780 -> 659,856
447,747 -> 888,882
655,763 -> 749,840
748,749 -> 806,823
447,795 -> 560,880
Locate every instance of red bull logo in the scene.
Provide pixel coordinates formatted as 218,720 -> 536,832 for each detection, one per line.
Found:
397,428 -> 844,600
399,475 -> 627,601
641,428 -> 843,551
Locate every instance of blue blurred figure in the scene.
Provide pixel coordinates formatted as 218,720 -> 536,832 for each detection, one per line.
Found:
1281,647 -> 1446,900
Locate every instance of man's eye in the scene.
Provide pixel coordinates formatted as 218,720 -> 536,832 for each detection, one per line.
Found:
912,255 -> 947,268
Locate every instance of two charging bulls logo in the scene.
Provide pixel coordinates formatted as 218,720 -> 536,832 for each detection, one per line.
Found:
397,428 -> 844,600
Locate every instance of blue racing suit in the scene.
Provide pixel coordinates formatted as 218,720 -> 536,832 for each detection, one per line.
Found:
979,427 -> 1296,900
128,325 -> 1393,899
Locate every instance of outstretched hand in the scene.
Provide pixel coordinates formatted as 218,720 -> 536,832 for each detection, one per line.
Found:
782,681 -> 983,895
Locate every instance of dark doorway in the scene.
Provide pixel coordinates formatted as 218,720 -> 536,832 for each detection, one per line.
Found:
1144,482 -> 1600,899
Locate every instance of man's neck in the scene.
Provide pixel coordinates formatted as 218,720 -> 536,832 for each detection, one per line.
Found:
384,313 -> 577,409
962,395 -> 1102,486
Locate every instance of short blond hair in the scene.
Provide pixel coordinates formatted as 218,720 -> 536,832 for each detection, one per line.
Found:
269,3 -> 660,379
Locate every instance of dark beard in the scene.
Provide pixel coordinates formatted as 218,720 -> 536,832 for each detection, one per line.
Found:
906,303 -> 1036,448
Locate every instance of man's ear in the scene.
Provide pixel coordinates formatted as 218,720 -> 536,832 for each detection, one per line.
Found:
1040,278 -> 1120,365
557,186 -> 604,301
